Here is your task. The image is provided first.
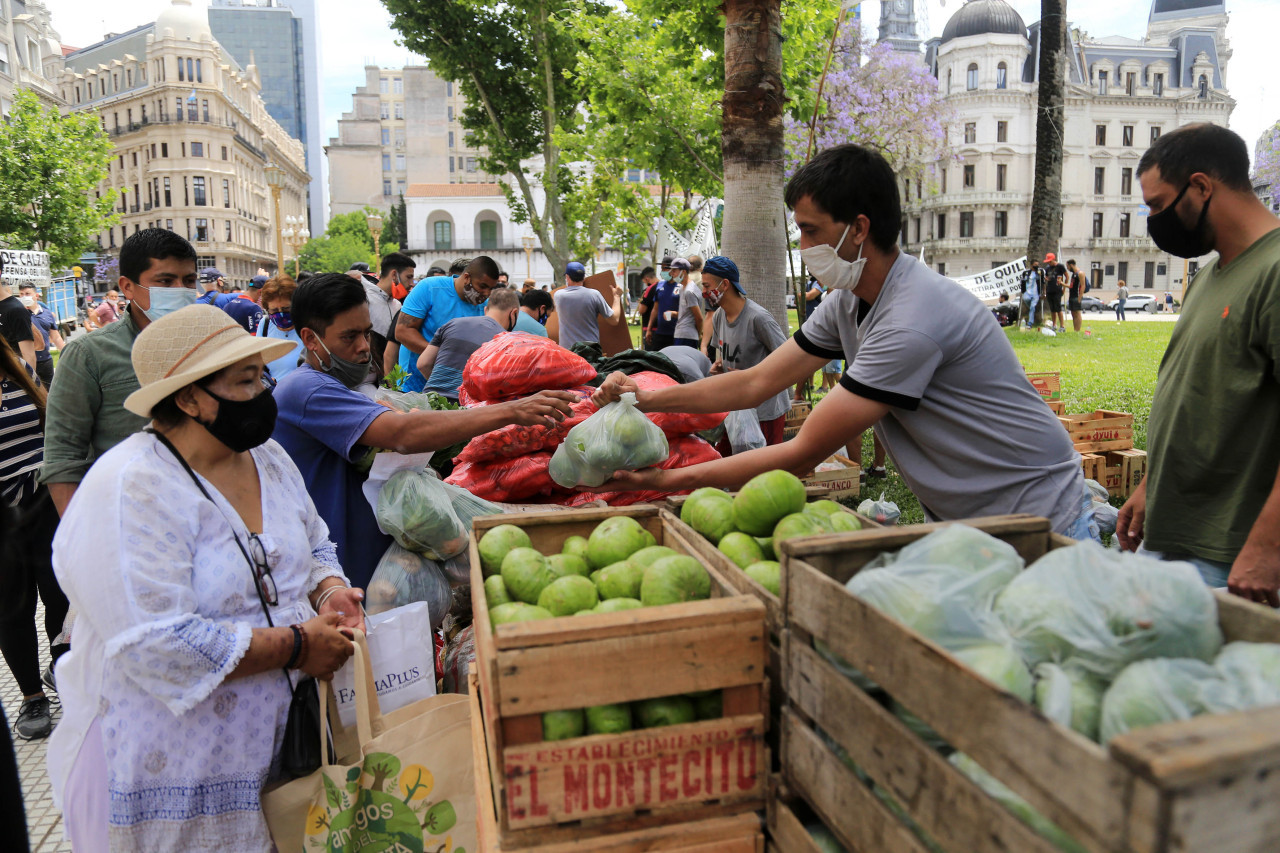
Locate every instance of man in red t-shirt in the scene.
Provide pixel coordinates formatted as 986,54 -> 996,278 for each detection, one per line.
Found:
636,266 -> 660,348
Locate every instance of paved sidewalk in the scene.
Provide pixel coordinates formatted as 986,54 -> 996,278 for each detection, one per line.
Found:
2,602 -> 72,852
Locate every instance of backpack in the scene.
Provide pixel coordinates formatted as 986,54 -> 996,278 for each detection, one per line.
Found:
1081,272 -> 1091,294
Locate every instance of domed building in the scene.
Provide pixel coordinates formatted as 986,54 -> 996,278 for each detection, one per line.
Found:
58,0 -> 310,288
900,0 -> 1232,298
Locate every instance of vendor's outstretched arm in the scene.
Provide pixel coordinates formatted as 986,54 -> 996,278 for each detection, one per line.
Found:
602,387 -> 889,492
593,338 -> 826,413
360,391 -> 576,454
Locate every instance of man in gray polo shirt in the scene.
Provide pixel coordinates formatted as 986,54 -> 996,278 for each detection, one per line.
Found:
592,144 -> 1094,537
553,261 -> 623,350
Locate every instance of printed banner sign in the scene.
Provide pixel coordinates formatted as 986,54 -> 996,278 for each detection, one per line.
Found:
689,202 -> 719,259
502,718 -> 764,828
951,256 -> 1028,302
654,217 -> 692,263
0,249 -> 52,287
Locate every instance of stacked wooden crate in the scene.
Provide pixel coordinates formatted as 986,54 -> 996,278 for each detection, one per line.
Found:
468,505 -> 768,851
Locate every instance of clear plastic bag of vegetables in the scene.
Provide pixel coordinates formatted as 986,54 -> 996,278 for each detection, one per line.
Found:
548,391 -> 669,488
1099,658 -> 1237,743
948,753 -> 1088,853
994,542 -> 1223,680
364,543 -> 453,629
375,468 -> 468,559
1214,642 -> 1280,707
1033,662 -> 1106,742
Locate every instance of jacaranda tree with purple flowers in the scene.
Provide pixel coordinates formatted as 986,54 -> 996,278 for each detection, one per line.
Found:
784,28 -> 955,188
1254,120 -> 1280,199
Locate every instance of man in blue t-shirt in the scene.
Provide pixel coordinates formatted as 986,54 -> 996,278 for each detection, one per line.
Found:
273,273 -> 575,587
394,256 -> 500,391
644,258 -> 688,351
514,289 -> 552,337
19,284 -> 63,388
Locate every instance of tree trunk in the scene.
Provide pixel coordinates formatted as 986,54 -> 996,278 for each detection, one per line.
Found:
1028,0 -> 1067,326
721,0 -> 787,329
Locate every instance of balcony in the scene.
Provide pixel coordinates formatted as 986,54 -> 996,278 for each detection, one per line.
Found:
925,237 -> 1027,253
1088,237 -> 1156,250
911,191 -> 1027,209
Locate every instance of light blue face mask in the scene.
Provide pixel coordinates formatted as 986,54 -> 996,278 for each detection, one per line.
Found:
140,285 -> 200,321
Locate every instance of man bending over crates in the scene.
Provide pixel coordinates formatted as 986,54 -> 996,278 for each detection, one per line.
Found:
1117,123 -> 1280,605
592,143 -> 1098,540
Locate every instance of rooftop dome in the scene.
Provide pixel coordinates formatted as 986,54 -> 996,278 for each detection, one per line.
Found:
155,0 -> 211,42
940,0 -> 1028,44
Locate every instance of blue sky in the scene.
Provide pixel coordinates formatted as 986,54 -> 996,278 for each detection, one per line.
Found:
54,0 -> 1277,159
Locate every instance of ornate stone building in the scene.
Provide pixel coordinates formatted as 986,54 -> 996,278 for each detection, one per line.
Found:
0,0 -> 65,113
58,0 -> 309,287
906,0 -> 1233,294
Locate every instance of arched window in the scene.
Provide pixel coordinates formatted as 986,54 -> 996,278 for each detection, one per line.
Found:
433,221 -> 452,250
996,62 -> 1007,89
967,63 -> 979,90
1198,75 -> 1208,98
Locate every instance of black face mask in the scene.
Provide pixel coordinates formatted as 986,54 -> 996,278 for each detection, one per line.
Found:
195,383 -> 278,452
1146,182 -> 1213,259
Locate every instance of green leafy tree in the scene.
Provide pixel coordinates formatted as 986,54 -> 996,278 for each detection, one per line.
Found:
0,89 -> 118,268
384,0 -> 610,273
298,206 -> 400,273
384,194 -> 408,250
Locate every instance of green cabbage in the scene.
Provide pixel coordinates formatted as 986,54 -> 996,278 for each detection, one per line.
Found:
949,753 -> 1087,853
1033,662 -> 1105,741
1214,642 -> 1280,707
1099,658 -> 1233,743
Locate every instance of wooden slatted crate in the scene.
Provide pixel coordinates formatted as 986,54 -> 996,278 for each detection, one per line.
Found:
1025,370 -> 1062,401
800,454 -> 862,500
1059,410 -> 1135,453
469,674 -> 766,853
772,516 -> 1280,853
469,506 -> 769,847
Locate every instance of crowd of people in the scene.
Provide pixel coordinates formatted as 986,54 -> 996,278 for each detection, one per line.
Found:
0,121 -> 1275,850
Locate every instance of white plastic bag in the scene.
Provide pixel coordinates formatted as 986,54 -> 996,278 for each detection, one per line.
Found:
1033,662 -> 1105,741
1099,658 -> 1233,743
375,468 -> 468,559
725,408 -> 766,454
331,601 -> 437,728
365,543 -> 453,628
858,492 -> 901,525
995,542 -> 1223,680
548,391 -> 669,488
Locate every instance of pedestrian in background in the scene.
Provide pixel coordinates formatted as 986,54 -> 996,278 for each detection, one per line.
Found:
418,287 -> 522,402
645,258 -> 687,350
256,275 -> 306,380
1020,260 -> 1042,329
0,263 -> 38,370
395,256 -> 495,392
0,337 -> 69,741
1115,280 -> 1129,321
514,288 -> 553,337
19,284 -> 63,388
672,262 -> 705,348
1066,259 -> 1085,331
94,291 -> 121,326
553,261 -> 622,351
636,266 -> 660,346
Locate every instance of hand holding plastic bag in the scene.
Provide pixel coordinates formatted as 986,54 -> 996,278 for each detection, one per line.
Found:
548,392 -> 669,488
725,408 -> 766,454
375,468 -> 468,559
365,543 -> 453,628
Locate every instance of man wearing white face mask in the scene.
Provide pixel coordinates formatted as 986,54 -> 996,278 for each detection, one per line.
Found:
593,144 -> 1095,538
41,228 -> 202,515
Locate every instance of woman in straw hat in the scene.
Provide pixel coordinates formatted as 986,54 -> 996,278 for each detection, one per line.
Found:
48,304 -> 364,852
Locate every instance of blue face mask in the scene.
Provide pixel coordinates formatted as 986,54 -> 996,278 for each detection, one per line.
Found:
140,285 -> 199,321
270,310 -> 293,331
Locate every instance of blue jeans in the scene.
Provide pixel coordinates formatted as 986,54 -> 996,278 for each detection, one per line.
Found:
1115,299 -> 1126,320
1023,293 -> 1038,327
1138,545 -> 1231,588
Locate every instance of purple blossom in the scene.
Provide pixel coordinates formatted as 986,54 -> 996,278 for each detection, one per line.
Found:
1255,121 -> 1280,196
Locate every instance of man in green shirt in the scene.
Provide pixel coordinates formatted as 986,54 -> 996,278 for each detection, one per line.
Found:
1118,123 -> 1280,606
40,229 -> 200,514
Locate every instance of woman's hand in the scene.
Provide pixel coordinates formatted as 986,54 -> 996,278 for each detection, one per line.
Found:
299,612 -> 355,681
318,586 -> 366,634
591,468 -> 672,493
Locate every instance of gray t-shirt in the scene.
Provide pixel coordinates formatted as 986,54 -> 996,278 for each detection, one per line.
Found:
553,285 -> 612,350
425,315 -> 505,400
795,251 -> 1083,532
712,300 -> 791,421
660,345 -> 711,382
674,282 -> 704,340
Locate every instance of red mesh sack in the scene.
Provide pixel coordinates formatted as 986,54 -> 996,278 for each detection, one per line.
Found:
445,452 -> 562,503
460,332 -> 598,402
453,387 -> 598,465
629,372 -> 729,436
558,435 -> 722,507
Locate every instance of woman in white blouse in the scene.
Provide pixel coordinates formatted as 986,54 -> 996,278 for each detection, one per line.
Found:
48,305 -> 366,851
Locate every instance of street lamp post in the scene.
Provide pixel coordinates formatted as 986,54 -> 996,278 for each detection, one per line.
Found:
366,211 -> 384,260
263,163 -> 287,274
522,234 -> 534,278
282,215 -> 310,277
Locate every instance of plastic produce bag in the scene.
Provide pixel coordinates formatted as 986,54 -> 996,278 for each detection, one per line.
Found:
858,492 -> 901,526
548,392 -> 669,488
1214,642 -> 1280,707
1033,662 -> 1105,741
725,408 -> 766,454
365,543 -> 453,628
446,452 -> 562,503
948,753 -> 1088,853
440,553 -> 472,586
1099,658 -> 1234,743
442,624 -> 476,694
444,481 -> 501,530
375,468 -> 468,559
994,542 -> 1223,680
454,387 -> 597,465
460,332 -> 598,402
890,524 -> 1024,586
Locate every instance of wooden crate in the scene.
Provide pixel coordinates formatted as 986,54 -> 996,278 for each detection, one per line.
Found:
1025,370 -> 1062,401
801,454 -> 861,500
469,674 -> 766,852
1048,399 -> 1066,415
1080,452 -> 1104,484
1059,410 -> 1135,453
777,515 -> 1280,853
1108,448 -> 1147,498
785,402 -> 811,426
470,506 -> 769,846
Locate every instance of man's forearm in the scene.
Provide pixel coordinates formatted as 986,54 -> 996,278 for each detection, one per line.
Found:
390,403 -> 540,454
396,321 -> 429,355
48,482 -> 78,516
665,432 -> 831,491
1243,466 -> 1280,554
19,340 -> 36,366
